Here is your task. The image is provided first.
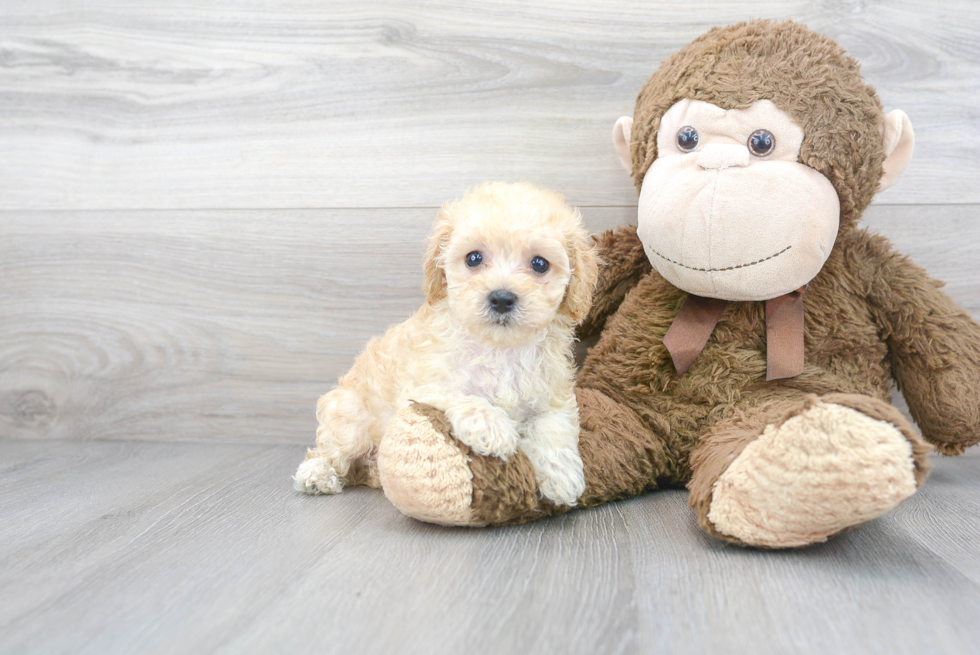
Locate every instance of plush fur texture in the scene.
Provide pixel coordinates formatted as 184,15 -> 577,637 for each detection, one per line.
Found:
381,224 -> 967,537
706,400 -> 919,548
374,21 -> 980,548
689,393 -> 931,547
636,98 -> 842,301
630,19 -> 885,232
296,182 -> 598,507
376,404 -> 480,526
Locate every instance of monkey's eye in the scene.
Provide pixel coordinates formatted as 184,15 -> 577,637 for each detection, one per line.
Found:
465,251 -> 483,268
748,129 -> 776,157
530,256 -> 549,274
676,126 -> 699,152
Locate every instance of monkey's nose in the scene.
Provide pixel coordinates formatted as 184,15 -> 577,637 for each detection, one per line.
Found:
697,143 -> 750,170
488,290 -> 517,314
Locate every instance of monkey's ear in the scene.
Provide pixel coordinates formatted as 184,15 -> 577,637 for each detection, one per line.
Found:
878,110 -> 915,192
612,116 -> 634,173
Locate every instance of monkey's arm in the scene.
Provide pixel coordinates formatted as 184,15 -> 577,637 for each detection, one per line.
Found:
866,236 -> 980,455
578,225 -> 652,338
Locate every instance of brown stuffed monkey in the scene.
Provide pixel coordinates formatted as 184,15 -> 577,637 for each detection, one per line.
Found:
374,19 -> 980,548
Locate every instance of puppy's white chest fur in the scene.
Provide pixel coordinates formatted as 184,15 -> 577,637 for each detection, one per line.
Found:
449,337 -> 548,423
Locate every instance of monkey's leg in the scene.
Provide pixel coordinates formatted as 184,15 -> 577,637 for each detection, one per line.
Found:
688,393 -> 932,548
376,388 -> 673,526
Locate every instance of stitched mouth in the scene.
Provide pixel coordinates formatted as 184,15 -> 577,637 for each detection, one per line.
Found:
647,245 -> 792,272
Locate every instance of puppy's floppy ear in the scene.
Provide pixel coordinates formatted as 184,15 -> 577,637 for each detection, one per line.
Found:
422,204 -> 454,303
560,217 -> 599,323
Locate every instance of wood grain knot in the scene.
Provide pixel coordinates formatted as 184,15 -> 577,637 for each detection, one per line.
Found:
10,390 -> 57,427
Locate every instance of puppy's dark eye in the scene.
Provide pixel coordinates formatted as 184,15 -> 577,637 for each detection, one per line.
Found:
530,256 -> 549,274
465,251 -> 483,268
676,126 -> 699,152
748,129 -> 775,157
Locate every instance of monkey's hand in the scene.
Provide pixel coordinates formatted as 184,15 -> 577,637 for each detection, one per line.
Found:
867,236 -> 980,455
578,225 -> 652,339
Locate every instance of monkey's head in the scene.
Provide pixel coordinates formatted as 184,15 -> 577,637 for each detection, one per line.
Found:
613,20 -> 915,301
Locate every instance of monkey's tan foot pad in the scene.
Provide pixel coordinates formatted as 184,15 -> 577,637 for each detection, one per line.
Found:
377,404 -> 482,526
377,404 -> 559,527
707,401 -> 922,549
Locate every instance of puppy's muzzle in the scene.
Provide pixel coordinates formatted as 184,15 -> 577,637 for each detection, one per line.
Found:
488,290 -> 518,315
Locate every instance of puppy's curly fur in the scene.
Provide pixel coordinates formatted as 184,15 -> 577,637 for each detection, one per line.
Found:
294,182 -> 599,506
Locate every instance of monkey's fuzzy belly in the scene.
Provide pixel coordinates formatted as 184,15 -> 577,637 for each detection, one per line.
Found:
577,271 -> 893,477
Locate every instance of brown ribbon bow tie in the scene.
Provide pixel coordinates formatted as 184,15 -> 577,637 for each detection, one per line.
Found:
662,287 -> 806,381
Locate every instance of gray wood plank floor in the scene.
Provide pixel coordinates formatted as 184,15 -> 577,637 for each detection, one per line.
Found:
1,439 -> 978,655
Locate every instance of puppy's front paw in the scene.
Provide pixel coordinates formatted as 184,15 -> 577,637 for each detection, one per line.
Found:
293,456 -> 344,495
445,401 -> 520,459
524,445 -> 586,507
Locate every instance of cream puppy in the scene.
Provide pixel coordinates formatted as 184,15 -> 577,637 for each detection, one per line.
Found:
293,182 -> 598,506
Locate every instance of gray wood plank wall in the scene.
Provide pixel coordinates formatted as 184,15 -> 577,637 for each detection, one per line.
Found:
2,1 -> 979,445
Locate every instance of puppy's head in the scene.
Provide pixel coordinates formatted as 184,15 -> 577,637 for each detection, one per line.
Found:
423,182 -> 598,347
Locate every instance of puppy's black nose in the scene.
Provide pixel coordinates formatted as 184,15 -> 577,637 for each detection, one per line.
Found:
488,290 -> 517,314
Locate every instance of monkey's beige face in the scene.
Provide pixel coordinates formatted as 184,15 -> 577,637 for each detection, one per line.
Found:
636,99 -> 840,301
442,216 -> 572,348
